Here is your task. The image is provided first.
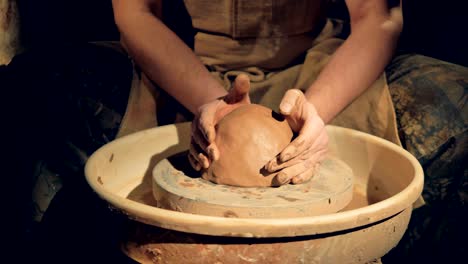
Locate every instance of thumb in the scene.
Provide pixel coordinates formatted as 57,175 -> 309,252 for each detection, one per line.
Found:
226,74 -> 251,104
279,89 -> 304,116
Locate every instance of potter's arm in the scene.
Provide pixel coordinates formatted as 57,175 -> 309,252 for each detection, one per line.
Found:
266,1 -> 403,184
112,0 -> 250,171
305,0 -> 403,123
111,0 -> 227,114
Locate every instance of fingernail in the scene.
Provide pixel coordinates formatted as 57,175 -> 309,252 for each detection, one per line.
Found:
280,103 -> 292,113
207,146 -> 214,158
268,165 -> 276,172
292,175 -> 302,184
281,153 -> 291,162
198,154 -> 209,169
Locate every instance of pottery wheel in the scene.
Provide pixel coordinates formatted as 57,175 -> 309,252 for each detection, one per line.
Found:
152,155 -> 354,218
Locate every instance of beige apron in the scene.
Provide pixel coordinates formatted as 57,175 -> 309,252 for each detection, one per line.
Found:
117,0 -> 424,206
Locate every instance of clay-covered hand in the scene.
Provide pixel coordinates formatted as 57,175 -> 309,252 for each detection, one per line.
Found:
189,74 -> 251,171
265,89 -> 328,185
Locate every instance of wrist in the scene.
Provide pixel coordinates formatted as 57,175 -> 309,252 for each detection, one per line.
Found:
194,83 -> 227,112
305,85 -> 334,124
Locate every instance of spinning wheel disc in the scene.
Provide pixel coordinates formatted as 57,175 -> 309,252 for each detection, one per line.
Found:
153,155 -> 354,218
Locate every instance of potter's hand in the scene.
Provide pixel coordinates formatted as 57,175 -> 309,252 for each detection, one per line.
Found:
189,74 -> 251,171
266,89 -> 328,185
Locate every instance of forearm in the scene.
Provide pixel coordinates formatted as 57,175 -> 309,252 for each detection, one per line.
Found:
305,7 -> 402,123
113,1 -> 227,114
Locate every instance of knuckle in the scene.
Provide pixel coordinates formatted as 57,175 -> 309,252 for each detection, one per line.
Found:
293,138 -> 305,148
304,159 -> 314,169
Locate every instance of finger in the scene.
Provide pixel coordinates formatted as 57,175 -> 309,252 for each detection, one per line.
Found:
279,116 -> 324,162
197,152 -> 210,169
267,139 -> 327,172
226,74 -> 251,104
279,89 -> 303,116
192,125 -> 209,151
276,146 -> 327,184
266,146 -> 314,172
272,174 -> 291,187
188,140 -> 203,163
291,148 -> 327,184
291,162 -> 320,184
194,119 -> 220,161
207,142 -> 220,161
189,140 -> 210,169
267,119 -> 327,170
188,152 -> 201,171
189,141 -> 200,161
198,102 -> 221,143
265,156 -> 281,172
274,160 -> 315,185
191,119 -> 210,164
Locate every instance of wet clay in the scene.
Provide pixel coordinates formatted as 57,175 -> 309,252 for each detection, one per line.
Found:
202,104 -> 293,187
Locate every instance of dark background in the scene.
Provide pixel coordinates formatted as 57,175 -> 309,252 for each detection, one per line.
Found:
16,0 -> 468,67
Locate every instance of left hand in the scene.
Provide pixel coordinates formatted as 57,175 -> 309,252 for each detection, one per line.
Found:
265,89 -> 329,185
188,74 -> 251,171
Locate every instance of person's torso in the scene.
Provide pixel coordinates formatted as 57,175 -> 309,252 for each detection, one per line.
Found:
182,0 -> 329,70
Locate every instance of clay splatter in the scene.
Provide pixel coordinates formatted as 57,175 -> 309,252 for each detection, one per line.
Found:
277,195 -> 300,202
223,210 -> 239,218
179,182 -> 195,187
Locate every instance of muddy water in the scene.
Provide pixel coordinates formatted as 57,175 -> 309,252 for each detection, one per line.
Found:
340,186 -> 370,211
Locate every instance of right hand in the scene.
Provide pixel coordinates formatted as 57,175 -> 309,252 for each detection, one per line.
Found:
188,74 -> 251,171
265,89 -> 329,185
